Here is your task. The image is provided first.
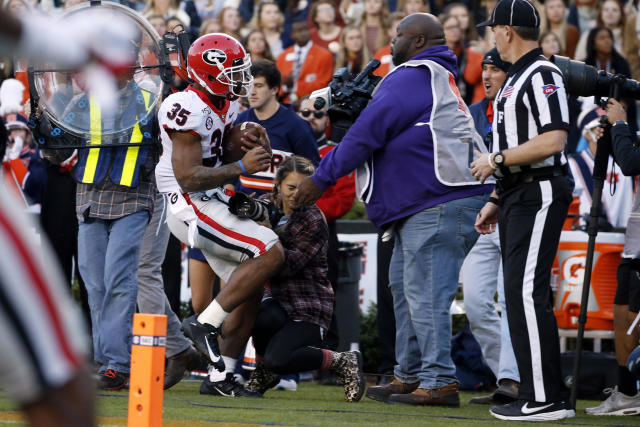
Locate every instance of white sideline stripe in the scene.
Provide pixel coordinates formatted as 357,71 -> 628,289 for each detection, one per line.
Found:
522,180 -> 552,402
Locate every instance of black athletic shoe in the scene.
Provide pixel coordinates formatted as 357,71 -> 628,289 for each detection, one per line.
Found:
181,314 -> 224,372
200,373 -> 262,397
490,400 -> 576,421
98,369 -> 129,391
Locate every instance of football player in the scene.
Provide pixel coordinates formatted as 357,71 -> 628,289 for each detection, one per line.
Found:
155,33 -> 285,394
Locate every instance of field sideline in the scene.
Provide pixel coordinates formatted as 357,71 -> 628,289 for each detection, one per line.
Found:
2,381 -> 640,426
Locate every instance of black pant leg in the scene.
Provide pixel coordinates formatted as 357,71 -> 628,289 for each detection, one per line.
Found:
500,176 -> 571,403
162,234 -> 183,315
321,221 -> 340,351
252,298 -> 288,356
263,319 -> 325,375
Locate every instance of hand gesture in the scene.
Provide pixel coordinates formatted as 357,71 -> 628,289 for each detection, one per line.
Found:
475,202 -> 499,234
470,150 -> 496,184
292,176 -> 324,207
606,99 -> 627,124
241,147 -> 271,174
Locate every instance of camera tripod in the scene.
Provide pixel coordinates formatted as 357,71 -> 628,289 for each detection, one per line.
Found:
569,83 -> 622,410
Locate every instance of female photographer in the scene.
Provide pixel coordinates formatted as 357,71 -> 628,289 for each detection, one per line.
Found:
244,156 -> 365,402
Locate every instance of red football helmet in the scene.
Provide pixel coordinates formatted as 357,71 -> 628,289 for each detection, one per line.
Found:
187,33 -> 252,100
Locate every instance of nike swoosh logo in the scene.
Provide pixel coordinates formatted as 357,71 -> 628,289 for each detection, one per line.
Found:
205,336 -> 220,363
213,386 -> 233,397
521,403 -> 554,414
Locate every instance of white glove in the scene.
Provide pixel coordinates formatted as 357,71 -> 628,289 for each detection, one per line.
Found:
0,79 -> 25,116
3,136 -> 23,162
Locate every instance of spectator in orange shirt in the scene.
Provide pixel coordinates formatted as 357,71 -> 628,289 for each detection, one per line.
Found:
373,11 -> 405,77
276,18 -> 334,105
441,13 -> 483,105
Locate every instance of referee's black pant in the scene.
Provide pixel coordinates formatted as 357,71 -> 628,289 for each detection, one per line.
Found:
499,175 -> 572,403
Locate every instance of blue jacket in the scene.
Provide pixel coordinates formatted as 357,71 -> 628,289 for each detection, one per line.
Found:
313,46 -> 491,228
236,104 -> 319,196
469,98 -> 491,148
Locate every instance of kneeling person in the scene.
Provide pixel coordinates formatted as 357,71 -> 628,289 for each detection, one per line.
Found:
244,156 -> 365,402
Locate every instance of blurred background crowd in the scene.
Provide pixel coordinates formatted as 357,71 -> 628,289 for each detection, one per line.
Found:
3,0 -> 640,170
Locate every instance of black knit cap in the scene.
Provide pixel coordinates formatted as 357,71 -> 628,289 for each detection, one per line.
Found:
477,0 -> 540,28
481,48 -> 512,73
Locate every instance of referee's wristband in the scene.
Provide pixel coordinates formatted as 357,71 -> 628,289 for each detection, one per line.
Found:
488,196 -> 499,205
237,160 -> 247,174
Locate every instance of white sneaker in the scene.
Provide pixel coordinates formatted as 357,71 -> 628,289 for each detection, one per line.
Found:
585,386 -> 640,416
274,378 -> 298,391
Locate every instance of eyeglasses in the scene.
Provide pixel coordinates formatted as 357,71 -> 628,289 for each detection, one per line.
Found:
299,109 -> 326,119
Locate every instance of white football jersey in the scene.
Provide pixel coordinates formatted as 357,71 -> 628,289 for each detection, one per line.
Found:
155,86 -> 239,193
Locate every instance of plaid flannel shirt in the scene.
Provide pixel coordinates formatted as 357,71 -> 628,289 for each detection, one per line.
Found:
267,205 -> 334,330
75,152 -> 156,221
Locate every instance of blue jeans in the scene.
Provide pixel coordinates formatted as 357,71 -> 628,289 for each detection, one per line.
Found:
78,210 -> 149,373
389,195 -> 484,389
461,229 -> 519,383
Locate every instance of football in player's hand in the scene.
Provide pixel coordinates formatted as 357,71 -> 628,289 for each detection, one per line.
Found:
222,122 -> 271,163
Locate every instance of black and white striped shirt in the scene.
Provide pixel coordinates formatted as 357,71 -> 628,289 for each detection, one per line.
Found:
492,48 -> 570,174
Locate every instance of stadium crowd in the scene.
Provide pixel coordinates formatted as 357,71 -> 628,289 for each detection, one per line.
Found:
2,0 -> 640,423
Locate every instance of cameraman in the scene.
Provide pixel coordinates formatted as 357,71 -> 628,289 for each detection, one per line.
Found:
295,13 -> 491,407
583,98 -> 640,416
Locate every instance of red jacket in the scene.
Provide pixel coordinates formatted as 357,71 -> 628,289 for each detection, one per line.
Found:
276,44 -> 334,103
315,140 -> 355,222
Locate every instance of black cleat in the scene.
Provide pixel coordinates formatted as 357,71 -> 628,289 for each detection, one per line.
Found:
181,315 -> 224,372
200,373 -> 262,397
98,369 -> 129,391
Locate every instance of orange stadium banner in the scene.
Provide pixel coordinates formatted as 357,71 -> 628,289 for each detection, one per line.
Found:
128,313 -> 168,427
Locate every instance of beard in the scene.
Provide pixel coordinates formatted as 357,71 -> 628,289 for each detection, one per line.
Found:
391,43 -> 409,66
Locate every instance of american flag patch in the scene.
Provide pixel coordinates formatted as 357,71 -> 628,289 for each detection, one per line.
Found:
501,86 -> 514,98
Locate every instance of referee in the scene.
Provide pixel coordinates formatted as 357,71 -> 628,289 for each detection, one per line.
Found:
471,0 -> 574,421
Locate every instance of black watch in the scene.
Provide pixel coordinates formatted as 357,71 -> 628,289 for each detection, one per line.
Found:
493,151 -> 505,168
614,120 -> 628,127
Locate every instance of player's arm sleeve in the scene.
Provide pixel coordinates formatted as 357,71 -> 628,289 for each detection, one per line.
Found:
313,68 -> 429,190
159,94 -> 205,137
526,70 -> 571,134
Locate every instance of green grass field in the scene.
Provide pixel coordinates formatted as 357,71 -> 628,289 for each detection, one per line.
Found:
2,380 -> 640,426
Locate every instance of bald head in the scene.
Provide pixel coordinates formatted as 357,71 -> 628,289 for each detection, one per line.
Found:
391,13 -> 446,66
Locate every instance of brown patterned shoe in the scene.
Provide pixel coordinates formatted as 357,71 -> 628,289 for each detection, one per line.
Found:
330,350 -> 365,402
244,362 -> 280,395
366,378 -> 419,402
387,383 -> 460,407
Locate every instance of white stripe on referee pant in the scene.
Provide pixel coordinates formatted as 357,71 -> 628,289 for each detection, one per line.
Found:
522,179 -> 552,402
